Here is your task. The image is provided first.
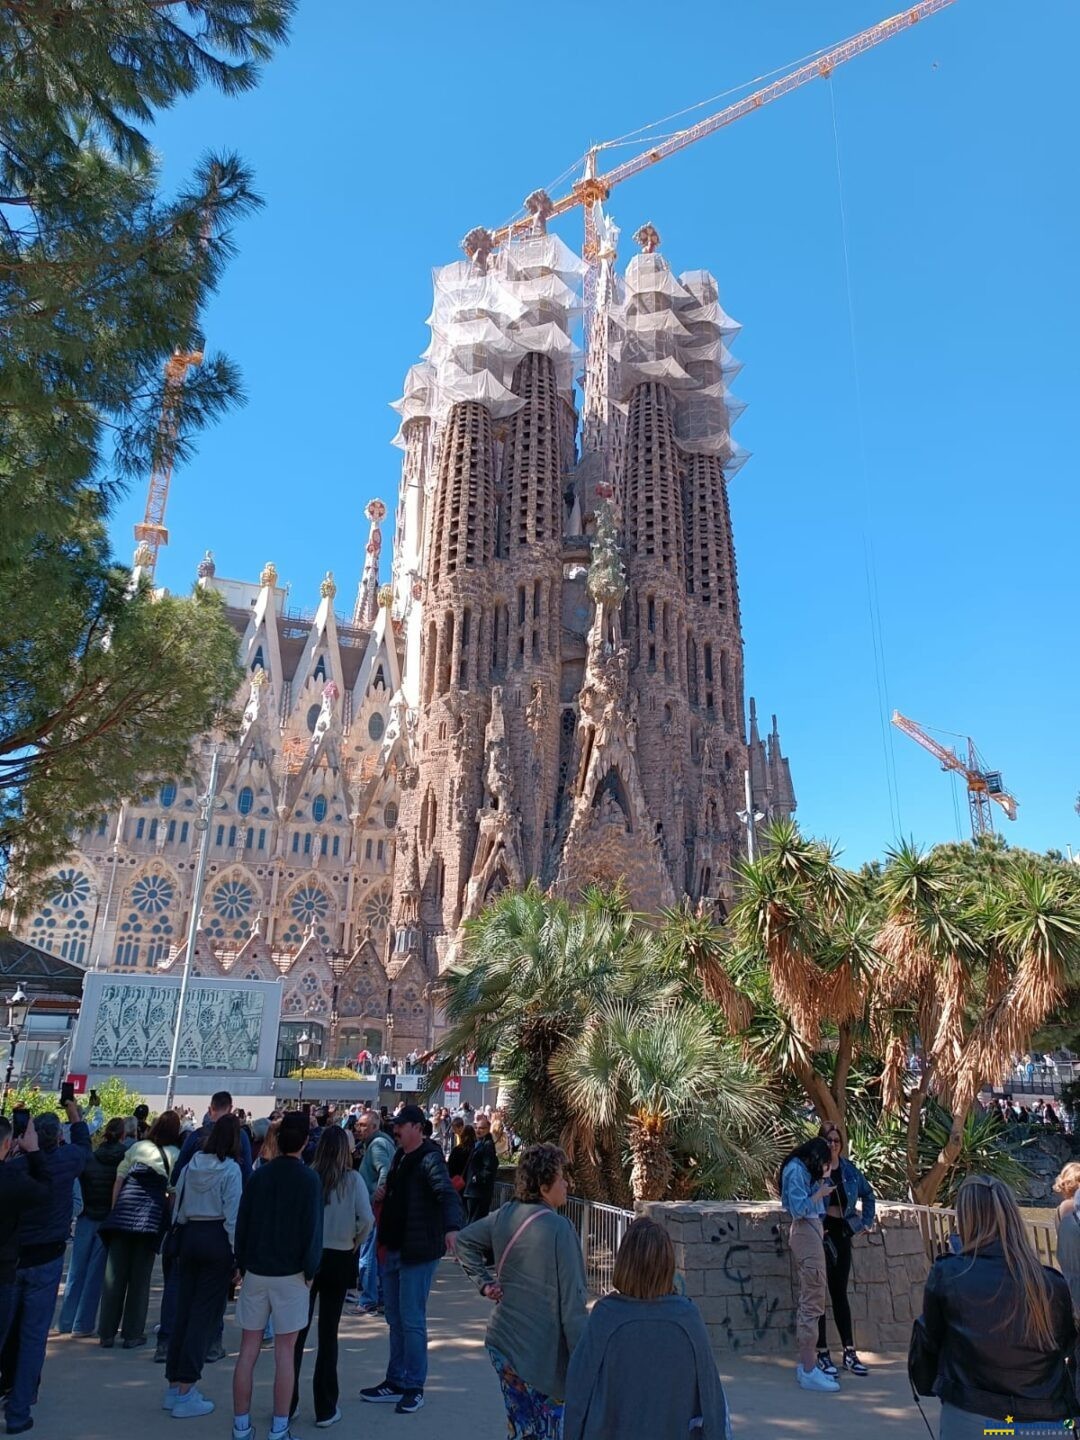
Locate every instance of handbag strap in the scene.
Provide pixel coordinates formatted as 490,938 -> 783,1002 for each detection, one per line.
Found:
496,1206 -> 549,1283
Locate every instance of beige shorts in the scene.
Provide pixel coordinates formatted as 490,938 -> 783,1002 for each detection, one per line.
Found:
235,1271 -> 309,1335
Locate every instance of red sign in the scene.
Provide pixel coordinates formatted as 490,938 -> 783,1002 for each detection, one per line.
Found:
443,1076 -> 461,1095
67,1074 -> 87,1095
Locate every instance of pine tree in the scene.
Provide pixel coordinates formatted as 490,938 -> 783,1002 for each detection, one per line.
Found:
0,2 -> 292,890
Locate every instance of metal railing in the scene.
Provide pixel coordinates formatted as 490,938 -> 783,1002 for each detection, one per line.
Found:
906,1202 -> 1058,1266
492,1183 -> 636,1295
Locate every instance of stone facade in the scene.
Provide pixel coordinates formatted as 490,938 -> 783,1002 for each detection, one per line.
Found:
1,540 -> 434,1063
642,1201 -> 929,1355
388,222 -> 796,977
4,213 -> 797,1057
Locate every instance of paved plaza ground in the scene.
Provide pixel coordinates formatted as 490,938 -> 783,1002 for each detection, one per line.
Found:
28,1259 -> 933,1439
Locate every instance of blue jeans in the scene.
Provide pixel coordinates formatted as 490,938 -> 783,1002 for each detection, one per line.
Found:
382,1252 -> 439,1392
359,1225 -> 382,1308
0,1281 -> 16,1358
6,1256 -> 64,1429
58,1215 -> 106,1334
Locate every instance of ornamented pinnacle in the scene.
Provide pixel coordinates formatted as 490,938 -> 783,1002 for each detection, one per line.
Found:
259,561 -> 278,588
633,221 -> 661,254
354,498 -> 386,626
587,501 -> 627,609
251,665 -> 267,688
320,570 -> 337,600
378,583 -> 394,609
133,541 -> 154,569
462,225 -> 495,273
196,549 -> 216,579
524,189 -> 554,234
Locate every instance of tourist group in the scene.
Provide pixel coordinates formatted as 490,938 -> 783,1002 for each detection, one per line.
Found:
2,1094 -> 1080,1437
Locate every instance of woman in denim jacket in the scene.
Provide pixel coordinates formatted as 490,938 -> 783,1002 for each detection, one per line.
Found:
815,1123 -> 877,1380
779,1137 -> 838,1392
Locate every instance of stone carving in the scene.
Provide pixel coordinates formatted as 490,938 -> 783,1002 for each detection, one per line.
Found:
89,980 -> 266,1072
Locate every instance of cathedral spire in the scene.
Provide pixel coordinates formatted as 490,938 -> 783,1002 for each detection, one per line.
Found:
354,499 -> 386,627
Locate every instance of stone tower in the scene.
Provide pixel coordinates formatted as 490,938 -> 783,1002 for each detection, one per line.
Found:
389,215 -> 795,975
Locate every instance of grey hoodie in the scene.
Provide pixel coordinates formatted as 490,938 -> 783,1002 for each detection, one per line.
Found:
174,1151 -> 242,1248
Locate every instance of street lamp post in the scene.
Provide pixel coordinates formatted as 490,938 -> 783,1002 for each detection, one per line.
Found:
296,1029 -> 312,1110
737,768 -> 766,864
164,748 -> 223,1112
2,987 -> 34,1115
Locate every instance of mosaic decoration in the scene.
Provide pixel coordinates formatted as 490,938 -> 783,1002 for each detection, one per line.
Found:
89,980 -> 266,1071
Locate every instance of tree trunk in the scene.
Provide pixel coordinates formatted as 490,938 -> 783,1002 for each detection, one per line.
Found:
794,1058 -> 843,1130
905,1070 -> 932,1197
912,1080 -> 979,1205
831,1024 -> 853,1129
628,1117 -> 673,1202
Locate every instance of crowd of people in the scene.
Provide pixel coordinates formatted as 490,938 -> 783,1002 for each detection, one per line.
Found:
6,1088 -> 685,1437
8,1087 -> 1080,1434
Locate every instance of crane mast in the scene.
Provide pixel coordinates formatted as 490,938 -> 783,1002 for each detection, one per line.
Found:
892,711 -> 1018,838
133,347 -> 203,576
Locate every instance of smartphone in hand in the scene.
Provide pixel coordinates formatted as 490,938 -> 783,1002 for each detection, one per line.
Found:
11,1106 -> 30,1140
59,1080 -> 75,1106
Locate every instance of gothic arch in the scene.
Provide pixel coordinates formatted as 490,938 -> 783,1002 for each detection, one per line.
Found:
205,865 -> 263,948
114,858 -> 182,970
591,768 -> 632,832
280,873 -> 338,952
27,856 -> 101,967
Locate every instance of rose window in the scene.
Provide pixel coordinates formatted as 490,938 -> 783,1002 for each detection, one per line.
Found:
50,868 -> 91,910
131,873 -> 175,915
290,886 -> 330,923
363,887 -> 392,932
213,879 -> 254,920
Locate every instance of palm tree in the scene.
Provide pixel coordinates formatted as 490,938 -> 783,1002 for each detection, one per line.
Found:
876,844 -> 1080,1202
430,883 -> 660,1196
726,820 -> 874,1132
550,999 -> 775,1202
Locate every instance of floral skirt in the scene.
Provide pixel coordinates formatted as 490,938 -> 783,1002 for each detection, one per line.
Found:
487,1347 -> 564,1440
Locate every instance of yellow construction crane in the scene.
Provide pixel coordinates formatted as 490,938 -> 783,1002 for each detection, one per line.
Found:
463,0 -> 959,267
133,346 -> 203,575
892,711 -> 1018,838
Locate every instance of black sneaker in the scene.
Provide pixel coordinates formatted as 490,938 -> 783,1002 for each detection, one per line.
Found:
843,1347 -> 868,1376
153,1340 -> 168,1363
395,1390 -> 424,1415
204,1340 -> 227,1364
816,1350 -> 839,1377
360,1381 -> 404,1404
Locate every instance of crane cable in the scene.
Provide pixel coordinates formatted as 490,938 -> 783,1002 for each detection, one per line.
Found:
827,75 -> 903,838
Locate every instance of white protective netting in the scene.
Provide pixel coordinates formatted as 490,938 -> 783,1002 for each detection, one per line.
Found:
608,254 -> 749,473
391,233 -> 585,447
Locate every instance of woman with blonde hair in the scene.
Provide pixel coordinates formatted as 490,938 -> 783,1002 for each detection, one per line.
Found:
563,1218 -> 732,1439
456,1143 -> 588,1437
911,1174 -> 1077,1437
1053,1163 -> 1080,1326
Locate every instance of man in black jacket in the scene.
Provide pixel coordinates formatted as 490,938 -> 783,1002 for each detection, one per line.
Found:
0,1116 -> 50,1357
360,1104 -> 463,1416
5,1101 -> 89,1434
464,1114 -> 498,1223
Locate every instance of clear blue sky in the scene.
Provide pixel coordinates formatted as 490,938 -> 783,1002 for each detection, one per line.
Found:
110,0 -> 1080,867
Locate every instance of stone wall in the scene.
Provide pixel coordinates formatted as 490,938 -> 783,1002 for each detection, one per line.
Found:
640,1200 -> 929,1356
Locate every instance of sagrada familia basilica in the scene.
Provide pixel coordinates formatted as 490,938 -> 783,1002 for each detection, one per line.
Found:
5,204 -> 794,1063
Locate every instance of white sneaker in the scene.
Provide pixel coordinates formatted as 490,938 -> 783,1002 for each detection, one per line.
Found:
797,1364 -> 841,1392
163,1386 -> 180,1411
315,1410 -> 342,1428
232,1426 -> 255,1440
171,1389 -> 216,1418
